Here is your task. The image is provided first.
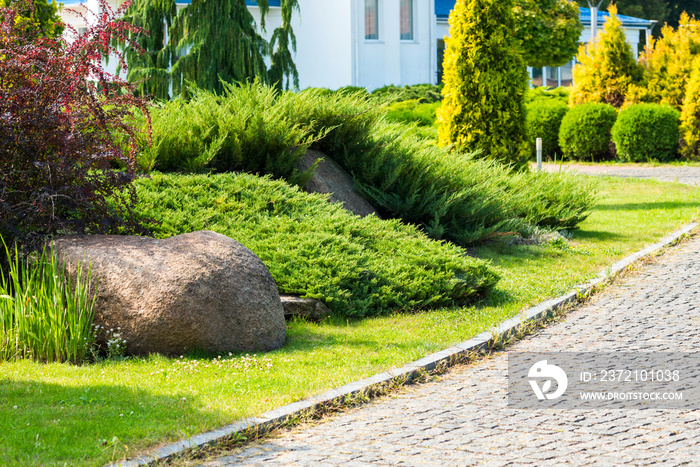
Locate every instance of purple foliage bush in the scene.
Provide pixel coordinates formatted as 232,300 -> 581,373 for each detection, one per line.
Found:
0,0 -> 150,249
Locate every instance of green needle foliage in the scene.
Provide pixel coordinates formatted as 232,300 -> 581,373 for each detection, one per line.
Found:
570,4 -> 643,108
513,0 -> 583,68
136,172 -> 500,317
121,0 -> 299,99
436,0 -> 529,169
0,243 -> 97,364
141,83 -> 598,245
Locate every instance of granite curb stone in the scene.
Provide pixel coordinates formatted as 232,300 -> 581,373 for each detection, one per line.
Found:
107,222 -> 698,467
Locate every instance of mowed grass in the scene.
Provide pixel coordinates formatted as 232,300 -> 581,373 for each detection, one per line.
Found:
0,176 -> 698,466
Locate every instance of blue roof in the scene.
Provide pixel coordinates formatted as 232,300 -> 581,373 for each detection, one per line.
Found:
579,6 -> 653,27
435,2 -> 654,28
435,0 -> 453,20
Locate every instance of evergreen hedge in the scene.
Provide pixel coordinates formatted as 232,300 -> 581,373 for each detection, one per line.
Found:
525,100 -> 569,159
611,104 -> 680,162
559,103 -> 617,161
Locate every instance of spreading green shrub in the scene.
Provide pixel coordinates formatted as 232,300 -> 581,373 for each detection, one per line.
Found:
135,172 -> 499,317
559,103 -> 617,161
385,99 -> 439,140
385,99 -> 440,127
372,84 -> 443,103
275,88 -> 598,244
525,86 -> 571,106
140,83 -> 315,185
142,83 -> 599,245
506,171 -> 599,229
611,104 -> 681,162
525,100 -> 569,159
436,0 -> 529,169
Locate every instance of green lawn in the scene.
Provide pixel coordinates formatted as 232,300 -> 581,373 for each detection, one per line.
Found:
0,176 -> 698,467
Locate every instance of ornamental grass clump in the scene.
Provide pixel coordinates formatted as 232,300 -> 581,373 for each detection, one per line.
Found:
0,243 -> 97,363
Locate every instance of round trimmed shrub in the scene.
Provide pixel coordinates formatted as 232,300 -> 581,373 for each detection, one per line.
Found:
559,103 -> 617,161
526,100 -> 569,159
611,104 -> 681,162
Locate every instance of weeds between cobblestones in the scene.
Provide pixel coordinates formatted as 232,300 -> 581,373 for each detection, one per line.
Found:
148,230 -> 699,467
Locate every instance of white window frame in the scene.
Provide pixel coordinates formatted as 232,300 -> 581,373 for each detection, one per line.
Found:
400,0 -> 414,41
365,0 -> 379,41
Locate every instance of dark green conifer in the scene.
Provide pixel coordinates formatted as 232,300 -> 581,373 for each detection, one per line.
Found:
121,0 -> 299,99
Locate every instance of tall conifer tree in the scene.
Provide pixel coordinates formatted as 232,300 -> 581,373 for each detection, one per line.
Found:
121,0 -> 299,99
569,5 -> 643,108
436,0 -> 529,169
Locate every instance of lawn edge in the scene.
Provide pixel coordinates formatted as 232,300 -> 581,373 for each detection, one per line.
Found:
108,221 -> 699,467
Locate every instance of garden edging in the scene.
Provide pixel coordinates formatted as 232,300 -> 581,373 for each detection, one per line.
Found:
108,221 -> 699,467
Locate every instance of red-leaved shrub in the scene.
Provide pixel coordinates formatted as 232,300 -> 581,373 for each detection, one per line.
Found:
0,0 -> 150,249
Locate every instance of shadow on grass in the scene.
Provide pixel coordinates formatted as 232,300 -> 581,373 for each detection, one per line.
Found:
0,377 -> 217,467
573,230 -> 625,241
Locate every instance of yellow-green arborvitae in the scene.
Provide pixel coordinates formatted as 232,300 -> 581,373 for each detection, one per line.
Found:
569,5 -> 643,108
680,59 -> 700,159
436,0 -> 529,170
627,13 -> 700,110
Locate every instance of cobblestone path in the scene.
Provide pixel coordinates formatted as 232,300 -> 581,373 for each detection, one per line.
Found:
199,235 -> 700,465
540,164 -> 700,187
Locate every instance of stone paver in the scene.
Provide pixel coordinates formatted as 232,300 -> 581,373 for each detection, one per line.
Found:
540,163 -> 700,187
199,235 -> 700,466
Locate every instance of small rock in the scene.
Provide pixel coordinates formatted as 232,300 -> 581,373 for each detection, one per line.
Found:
280,295 -> 331,322
297,149 -> 379,218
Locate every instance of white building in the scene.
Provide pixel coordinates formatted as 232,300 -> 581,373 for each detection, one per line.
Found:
58,0 -> 655,90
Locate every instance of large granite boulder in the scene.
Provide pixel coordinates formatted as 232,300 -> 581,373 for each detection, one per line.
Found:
298,149 -> 379,218
52,231 -> 286,356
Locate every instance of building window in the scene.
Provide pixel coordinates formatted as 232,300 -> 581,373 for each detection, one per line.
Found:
547,66 -> 559,87
531,67 -> 543,87
560,61 -> 573,87
365,0 -> 378,40
400,0 -> 413,41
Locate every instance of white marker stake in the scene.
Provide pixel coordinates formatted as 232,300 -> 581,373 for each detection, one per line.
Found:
536,137 -> 543,172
